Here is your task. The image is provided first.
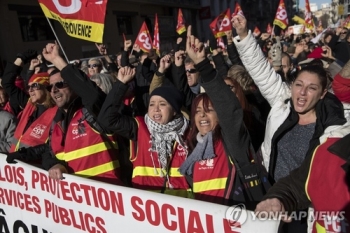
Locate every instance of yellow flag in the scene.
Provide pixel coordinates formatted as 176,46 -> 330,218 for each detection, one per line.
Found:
292,15 -> 305,25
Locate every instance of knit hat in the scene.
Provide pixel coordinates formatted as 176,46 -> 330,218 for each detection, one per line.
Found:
28,72 -> 50,86
150,86 -> 183,113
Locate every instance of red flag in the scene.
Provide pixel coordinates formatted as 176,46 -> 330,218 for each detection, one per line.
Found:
209,8 -> 231,38
267,23 -> 272,34
304,0 -> 315,30
38,0 -> 108,43
217,37 -> 225,49
232,2 -> 245,18
253,26 -> 261,37
135,22 -> 153,53
153,14 -> 160,55
273,0 -> 288,29
176,9 -> 186,35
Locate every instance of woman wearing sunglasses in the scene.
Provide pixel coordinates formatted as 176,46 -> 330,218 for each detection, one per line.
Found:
87,58 -> 103,77
2,50 -> 57,154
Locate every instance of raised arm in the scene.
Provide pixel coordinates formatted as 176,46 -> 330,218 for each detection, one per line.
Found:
42,42 -> 106,117
97,67 -> 138,140
149,54 -> 172,93
186,26 -> 250,159
231,15 -> 290,107
2,50 -> 38,115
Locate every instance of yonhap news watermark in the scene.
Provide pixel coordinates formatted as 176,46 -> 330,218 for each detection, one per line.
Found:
225,204 -> 346,228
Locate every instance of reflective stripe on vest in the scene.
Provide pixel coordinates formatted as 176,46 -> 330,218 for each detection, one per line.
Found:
132,166 -> 183,178
51,109 -> 121,184
315,221 -> 327,233
192,140 -> 232,203
131,116 -> 190,197
193,177 -> 227,193
56,141 -> 118,161
75,160 -> 120,177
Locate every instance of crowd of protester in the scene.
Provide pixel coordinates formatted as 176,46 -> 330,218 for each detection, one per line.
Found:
0,14 -> 349,233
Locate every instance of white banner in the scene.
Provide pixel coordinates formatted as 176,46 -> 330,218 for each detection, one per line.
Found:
0,154 -> 279,233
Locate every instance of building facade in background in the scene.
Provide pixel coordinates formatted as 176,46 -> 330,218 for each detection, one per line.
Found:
0,0 -> 200,72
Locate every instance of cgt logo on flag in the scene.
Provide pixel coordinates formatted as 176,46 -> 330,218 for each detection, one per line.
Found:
135,22 -> 153,52
225,204 -> 248,229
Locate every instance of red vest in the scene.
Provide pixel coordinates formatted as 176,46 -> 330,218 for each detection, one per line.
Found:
192,140 -> 233,204
306,138 -> 350,233
131,117 -> 190,197
51,109 -> 122,185
10,103 -> 57,152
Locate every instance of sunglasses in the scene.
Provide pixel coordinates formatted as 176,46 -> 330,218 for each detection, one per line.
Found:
27,83 -> 42,91
186,69 -> 197,74
88,64 -> 101,68
46,81 -> 68,92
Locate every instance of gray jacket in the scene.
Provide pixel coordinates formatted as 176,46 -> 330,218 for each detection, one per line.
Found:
0,110 -> 17,153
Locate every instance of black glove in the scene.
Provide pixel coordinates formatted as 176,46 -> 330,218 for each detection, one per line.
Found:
6,147 -> 27,164
16,49 -> 38,64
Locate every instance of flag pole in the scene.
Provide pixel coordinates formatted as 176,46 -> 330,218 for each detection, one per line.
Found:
45,17 -> 70,63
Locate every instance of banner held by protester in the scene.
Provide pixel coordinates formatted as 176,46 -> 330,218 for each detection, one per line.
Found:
0,154 -> 279,233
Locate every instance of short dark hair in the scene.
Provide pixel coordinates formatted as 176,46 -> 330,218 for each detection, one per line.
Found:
49,68 -> 60,77
298,65 -> 328,90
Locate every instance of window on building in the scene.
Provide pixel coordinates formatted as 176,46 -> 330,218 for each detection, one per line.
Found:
117,16 -> 133,35
18,13 -> 55,42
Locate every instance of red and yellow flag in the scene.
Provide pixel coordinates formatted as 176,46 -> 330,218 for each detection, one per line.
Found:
153,14 -> 160,55
253,26 -> 261,37
343,15 -> 350,29
176,9 -> 186,35
273,0 -> 288,29
267,23 -> 273,34
232,2 -> 245,18
304,0 -> 315,30
135,22 -> 153,53
38,0 -> 108,43
209,8 -> 231,38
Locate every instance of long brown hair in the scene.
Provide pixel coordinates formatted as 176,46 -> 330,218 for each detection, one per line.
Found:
224,77 -> 254,131
186,93 -> 222,153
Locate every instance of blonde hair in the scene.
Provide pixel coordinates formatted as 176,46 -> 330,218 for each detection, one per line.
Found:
29,88 -> 55,108
227,65 -> 254,92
